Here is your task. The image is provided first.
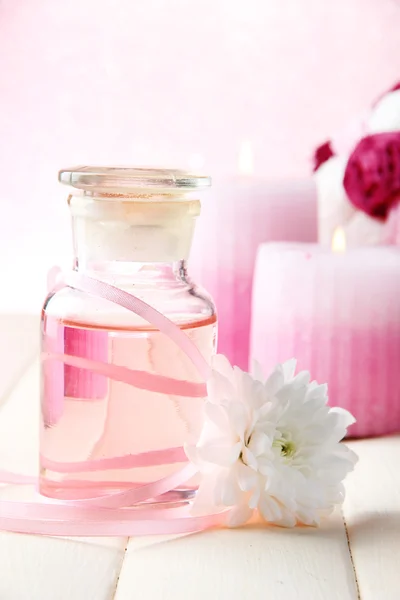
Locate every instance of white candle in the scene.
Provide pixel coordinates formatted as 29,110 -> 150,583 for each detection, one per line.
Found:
250,235 -> 400,437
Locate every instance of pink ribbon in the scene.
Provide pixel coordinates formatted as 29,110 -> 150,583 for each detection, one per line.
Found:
43,352 -> 207,398
0,271 -> 229,536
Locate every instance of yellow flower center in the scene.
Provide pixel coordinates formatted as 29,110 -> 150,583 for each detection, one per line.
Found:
273,438 -> 296,458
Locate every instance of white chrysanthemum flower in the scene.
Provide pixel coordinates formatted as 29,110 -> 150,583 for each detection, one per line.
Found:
185,355 -> 358,528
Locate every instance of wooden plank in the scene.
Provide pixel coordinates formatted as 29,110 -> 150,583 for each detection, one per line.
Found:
0,360 -> 40,473
0,314 -> 40,408
344,436 -> 400,600
0,356 -> 128,600
0,529 -> 127,600
116,510 -> 358,600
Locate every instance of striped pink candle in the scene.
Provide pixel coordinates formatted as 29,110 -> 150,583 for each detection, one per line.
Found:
385,202 -> 400,245
250,241 -> 400,437
41,318 -> 108,429
64,326 -> 108,399
190,177 -> 317,370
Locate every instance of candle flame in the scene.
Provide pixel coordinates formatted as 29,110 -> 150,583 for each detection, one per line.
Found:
331,226 -> 346,253
238,140 -> 254,175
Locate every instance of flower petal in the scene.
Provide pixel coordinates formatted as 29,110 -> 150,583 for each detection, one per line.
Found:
198,441 -> 242,467
305,383 -> 328,403
241,446 -> 258,470
258,459 -> 275,481
236,461 -> 258,491
257,399 -> 282,425
227,401 -> 249,440
281,358 -> 297,381
296,505 -> 320,526
235,369 -> 264,409
264,366 -> 285,397
252,359 -> 265,383
207,370 -> 236,405
276,507 -> 297,528
191,475 -> 219,515
214,471 -> 243,506
276,382 -> 307,406
184,444 -> 199,465
292,370 -> 311,388
252,384 -> 270,410
259,495 -> 283,523
248,430 -> 270,457
211,354 -> 236,385
334,444 -> 359,467
329,407 -> 356,429
227,504 -> 254,528
249,488 -> 260,509
319,453 -> 357,482
204,402 -> 231,431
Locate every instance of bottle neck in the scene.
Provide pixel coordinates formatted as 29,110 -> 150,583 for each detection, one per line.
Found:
69,194 -> 200,278
72,259 -> 189,286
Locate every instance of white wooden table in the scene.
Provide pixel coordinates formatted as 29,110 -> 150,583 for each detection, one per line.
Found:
0,316 -> 399,600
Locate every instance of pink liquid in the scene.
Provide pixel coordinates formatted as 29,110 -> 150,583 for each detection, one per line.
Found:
40,314 -> 216,502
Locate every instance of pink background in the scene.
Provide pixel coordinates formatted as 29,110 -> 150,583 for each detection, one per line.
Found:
1,0 -> 400,310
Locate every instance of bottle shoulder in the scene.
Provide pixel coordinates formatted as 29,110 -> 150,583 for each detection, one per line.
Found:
43,278 -> 216,328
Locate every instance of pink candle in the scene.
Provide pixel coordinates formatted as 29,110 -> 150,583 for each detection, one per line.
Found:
385,202 -> 400,245
250,240 -> 400,437
190,175 -> 317,370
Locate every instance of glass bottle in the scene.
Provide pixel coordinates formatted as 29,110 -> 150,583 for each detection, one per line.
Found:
40,167 -> 216,504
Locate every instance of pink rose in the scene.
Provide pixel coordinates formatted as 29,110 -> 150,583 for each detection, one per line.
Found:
313,81 -> 400,174
313,141 -> 335,172
343,132 -> 400,219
